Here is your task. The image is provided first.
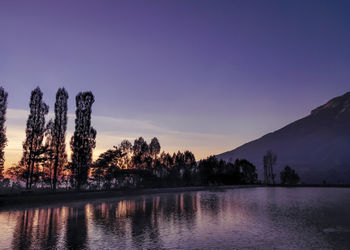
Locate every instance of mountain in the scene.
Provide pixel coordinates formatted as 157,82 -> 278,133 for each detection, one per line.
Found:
217,92 -> 350,184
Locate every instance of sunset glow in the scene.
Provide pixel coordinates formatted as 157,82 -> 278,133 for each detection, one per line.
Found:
1,1 -> 349,172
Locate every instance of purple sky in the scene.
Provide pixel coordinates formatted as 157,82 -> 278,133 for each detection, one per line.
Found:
0,0 -> 350,166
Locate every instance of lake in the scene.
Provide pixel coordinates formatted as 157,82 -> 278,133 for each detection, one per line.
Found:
0,187 -> 350,249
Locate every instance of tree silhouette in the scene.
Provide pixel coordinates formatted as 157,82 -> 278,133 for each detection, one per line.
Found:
89,137 -> 203,189
197,156 -> 257,185
70,91 -> 96,190
42,120 -> 55,187
263,150 -> 277,185
183,150 -> 196,185
21,87 -> 49,189
149,137 -> 161,172
132,137 -> 150,170
280,165 -> 300,185
149,137 -> 161,160
235,159 -> 258,184
198,156 -> 217,185
50,88 -> 68,190
160,152 -> 173,168
119,140 -> 132,169
91,147 -> 124,189
0,87 -> 8,179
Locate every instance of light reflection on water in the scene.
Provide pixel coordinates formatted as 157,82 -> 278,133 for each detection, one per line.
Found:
1,188 -> 350,249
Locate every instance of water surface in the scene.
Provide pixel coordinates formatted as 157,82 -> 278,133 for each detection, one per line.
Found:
1,187 -> 350,249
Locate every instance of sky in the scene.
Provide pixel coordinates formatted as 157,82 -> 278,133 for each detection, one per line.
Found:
0,0 -> 350,168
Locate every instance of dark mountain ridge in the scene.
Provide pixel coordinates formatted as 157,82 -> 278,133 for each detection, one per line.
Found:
217,92 -> 350,184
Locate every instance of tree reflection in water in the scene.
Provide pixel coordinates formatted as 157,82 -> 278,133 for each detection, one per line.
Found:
89,193 -> 199,248
6,189 -> 340,249
11,208 -> 63,250
12,210 -> 35,250
65,207 -> 88,250
8,192 -> 205,249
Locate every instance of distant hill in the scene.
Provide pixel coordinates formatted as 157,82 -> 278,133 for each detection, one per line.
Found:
217,92 -> 350,184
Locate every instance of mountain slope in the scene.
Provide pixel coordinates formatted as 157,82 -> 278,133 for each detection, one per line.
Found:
216,92 -> 350,184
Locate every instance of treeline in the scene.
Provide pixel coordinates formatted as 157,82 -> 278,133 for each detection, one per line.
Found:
0,87 -> 300,190
90,139 -> 258,190
0,86 -> 260,191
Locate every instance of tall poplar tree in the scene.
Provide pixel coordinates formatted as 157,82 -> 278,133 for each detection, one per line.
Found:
0,87 -> 8,179
43,120 -> 54,187
51,88 -> 68,190
22,87 -> 49,189
263,150 -> 277,185
70,91 -> 96,190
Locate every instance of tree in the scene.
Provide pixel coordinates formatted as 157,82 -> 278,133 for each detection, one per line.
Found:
174,151 -> 185,167
21,87 -> 49,189
119,140 -> 132,169
6,164 -> 27,182
70,92 -> 96,190
133,137 -> 147,156
50,88 -> 68,190
184,150 -> 196,167
91,147 -> 124,189
0,87 -> 8,179
224,161 -> 241,184
235,159 -> 258,184
280,165 -> 300,185
132,137 -> 149,170
160,152 -> 173,168
149,137 -> 161,160
42,120 -> 55,187
263,150 -> 277,185
198,156 -> 217,185
168,151 -> 185,184
183,150 -> 196,185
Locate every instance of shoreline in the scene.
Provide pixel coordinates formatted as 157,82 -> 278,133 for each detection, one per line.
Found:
1,184 -> 349,210
0,185 -> 259,210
